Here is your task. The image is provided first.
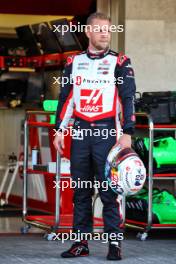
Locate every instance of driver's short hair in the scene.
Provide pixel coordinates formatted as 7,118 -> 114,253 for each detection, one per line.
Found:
86,12 -> 111,25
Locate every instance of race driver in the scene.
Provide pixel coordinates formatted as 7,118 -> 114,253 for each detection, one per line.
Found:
53,12 -> 136,260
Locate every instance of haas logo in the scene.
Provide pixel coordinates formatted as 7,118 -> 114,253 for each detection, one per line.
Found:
80,89 -> 103,113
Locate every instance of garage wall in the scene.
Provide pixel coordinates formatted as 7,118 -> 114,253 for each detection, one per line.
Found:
125,0 -> 176,93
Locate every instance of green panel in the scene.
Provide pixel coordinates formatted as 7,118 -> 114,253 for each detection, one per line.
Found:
144,137 -> 176,168
43,100 -> 58,124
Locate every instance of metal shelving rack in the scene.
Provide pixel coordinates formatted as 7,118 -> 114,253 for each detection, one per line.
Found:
125,112 -> 176,240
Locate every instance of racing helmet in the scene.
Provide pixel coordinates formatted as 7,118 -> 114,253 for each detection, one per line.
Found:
105,145 -> 146,196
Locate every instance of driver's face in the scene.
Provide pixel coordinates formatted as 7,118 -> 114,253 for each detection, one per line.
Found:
86,18 -> 111,50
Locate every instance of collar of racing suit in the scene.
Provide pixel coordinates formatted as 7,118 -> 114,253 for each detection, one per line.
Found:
86,48 -> 110,59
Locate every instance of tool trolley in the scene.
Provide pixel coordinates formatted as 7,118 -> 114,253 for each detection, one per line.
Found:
21,110 -> 73,240
125,112 -> 176,240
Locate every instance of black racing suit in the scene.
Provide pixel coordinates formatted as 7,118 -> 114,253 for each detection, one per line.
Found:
55,48 -> 136,237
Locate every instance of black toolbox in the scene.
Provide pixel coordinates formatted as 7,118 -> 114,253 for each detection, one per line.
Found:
135,91 -> 176,123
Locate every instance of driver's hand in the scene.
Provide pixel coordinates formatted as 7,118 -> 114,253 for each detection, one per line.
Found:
53,132 -> 65,155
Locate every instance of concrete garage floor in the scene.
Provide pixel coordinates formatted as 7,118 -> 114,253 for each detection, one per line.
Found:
0,233 -> 176,263
0,218 -> 176,264
0,234 -> 176,264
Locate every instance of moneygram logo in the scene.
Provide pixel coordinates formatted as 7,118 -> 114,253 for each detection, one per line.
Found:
75,75 -> 82,85
80,89 -> 103,113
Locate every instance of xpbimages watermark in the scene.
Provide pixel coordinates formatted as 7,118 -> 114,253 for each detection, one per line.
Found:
53,178 -> 119,192
52,231 -> 124,243
53,127 -> 123,140
52,22 -> 124,35
53,75 -> 124,86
